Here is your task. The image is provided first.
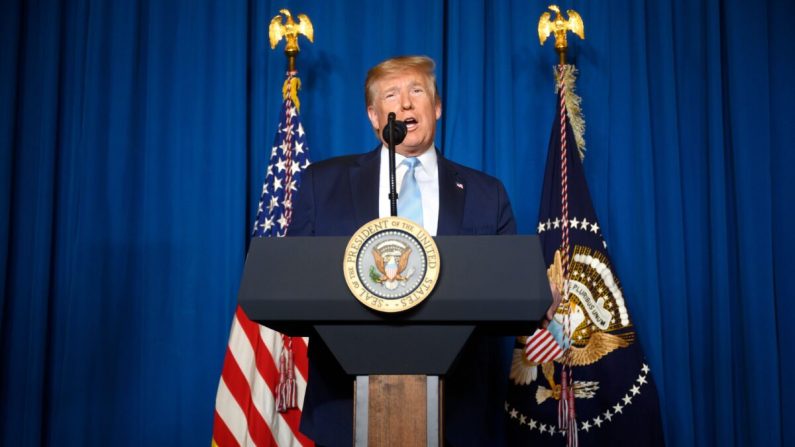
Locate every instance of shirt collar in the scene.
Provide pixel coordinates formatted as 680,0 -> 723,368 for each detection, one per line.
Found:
379,144 -> 438,179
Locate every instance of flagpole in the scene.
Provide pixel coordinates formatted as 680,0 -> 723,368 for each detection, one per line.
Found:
538,5 -> 585,447
267,8 -> 315,412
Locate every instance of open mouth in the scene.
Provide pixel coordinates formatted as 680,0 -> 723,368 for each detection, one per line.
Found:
404,117 -> 418,130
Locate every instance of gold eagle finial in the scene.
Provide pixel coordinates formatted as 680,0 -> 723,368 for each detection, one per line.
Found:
538,5 -> 584,63
269,9 -> 314,52
268,9 -> 313,108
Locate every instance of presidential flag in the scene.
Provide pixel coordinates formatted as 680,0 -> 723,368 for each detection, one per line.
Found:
506,65 -> 664,446
213,72 -> 313,447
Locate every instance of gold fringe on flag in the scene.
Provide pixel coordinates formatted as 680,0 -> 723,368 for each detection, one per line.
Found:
282,76 -> 302,112
555,65 -> 586,160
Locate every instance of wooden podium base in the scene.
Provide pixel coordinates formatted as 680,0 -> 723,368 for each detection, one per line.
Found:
354,375 -> 441,447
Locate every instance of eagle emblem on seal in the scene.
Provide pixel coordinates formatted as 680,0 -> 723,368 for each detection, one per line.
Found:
369,240 -> 414,290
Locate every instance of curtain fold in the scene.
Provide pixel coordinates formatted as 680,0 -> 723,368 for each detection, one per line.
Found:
1,0 -> 791,445
770,3 -> 795,447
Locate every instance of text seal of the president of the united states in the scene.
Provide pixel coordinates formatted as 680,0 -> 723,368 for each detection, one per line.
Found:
343,216 -> 440,312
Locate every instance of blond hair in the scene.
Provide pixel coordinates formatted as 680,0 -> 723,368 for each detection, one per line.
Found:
364,55 -> 440,107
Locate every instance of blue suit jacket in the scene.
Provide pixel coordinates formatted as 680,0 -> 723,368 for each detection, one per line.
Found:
288,147 -> 516,446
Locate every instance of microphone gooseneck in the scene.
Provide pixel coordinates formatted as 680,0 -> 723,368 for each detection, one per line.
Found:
385,112 -> 406,216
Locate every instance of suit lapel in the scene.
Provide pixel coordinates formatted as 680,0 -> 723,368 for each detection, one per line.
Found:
436,154 -> 465,236
349,147 -> 381,226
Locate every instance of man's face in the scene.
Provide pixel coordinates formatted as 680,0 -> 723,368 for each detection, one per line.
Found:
367,70 -> 442,157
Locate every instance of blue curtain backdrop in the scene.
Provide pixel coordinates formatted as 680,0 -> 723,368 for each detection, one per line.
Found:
1,0 -> 792,445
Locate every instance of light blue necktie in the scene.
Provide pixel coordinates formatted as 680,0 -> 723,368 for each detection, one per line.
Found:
398,157 -> 423,225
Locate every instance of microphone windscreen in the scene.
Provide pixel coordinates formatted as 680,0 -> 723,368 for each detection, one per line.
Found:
382,119 -> 407,145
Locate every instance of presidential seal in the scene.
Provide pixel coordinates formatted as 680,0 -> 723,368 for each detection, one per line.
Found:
343,216 -> 440,312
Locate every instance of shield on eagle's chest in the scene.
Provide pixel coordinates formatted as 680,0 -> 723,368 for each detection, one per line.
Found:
385,258 -> 398,280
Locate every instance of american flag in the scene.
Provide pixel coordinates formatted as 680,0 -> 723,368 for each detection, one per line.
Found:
213,73 -> 314,447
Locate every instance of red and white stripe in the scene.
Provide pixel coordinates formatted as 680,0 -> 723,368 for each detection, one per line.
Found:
212,306 -> 313,447
524,328 -> 564,364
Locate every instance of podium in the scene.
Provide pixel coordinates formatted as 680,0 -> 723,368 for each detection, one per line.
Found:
239,235 -> 551,446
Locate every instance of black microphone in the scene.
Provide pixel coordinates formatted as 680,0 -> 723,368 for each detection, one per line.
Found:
382,113 -> 407,146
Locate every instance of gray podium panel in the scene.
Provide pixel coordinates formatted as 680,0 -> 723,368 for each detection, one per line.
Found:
238,235 -> 551,337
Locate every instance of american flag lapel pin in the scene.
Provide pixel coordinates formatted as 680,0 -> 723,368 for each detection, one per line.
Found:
455,181 -> 464,190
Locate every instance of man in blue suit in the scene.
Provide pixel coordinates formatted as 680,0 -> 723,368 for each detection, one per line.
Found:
289,56 -> 516,446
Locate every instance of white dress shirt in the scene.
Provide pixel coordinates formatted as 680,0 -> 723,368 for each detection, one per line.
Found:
378,145 -> 440,236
